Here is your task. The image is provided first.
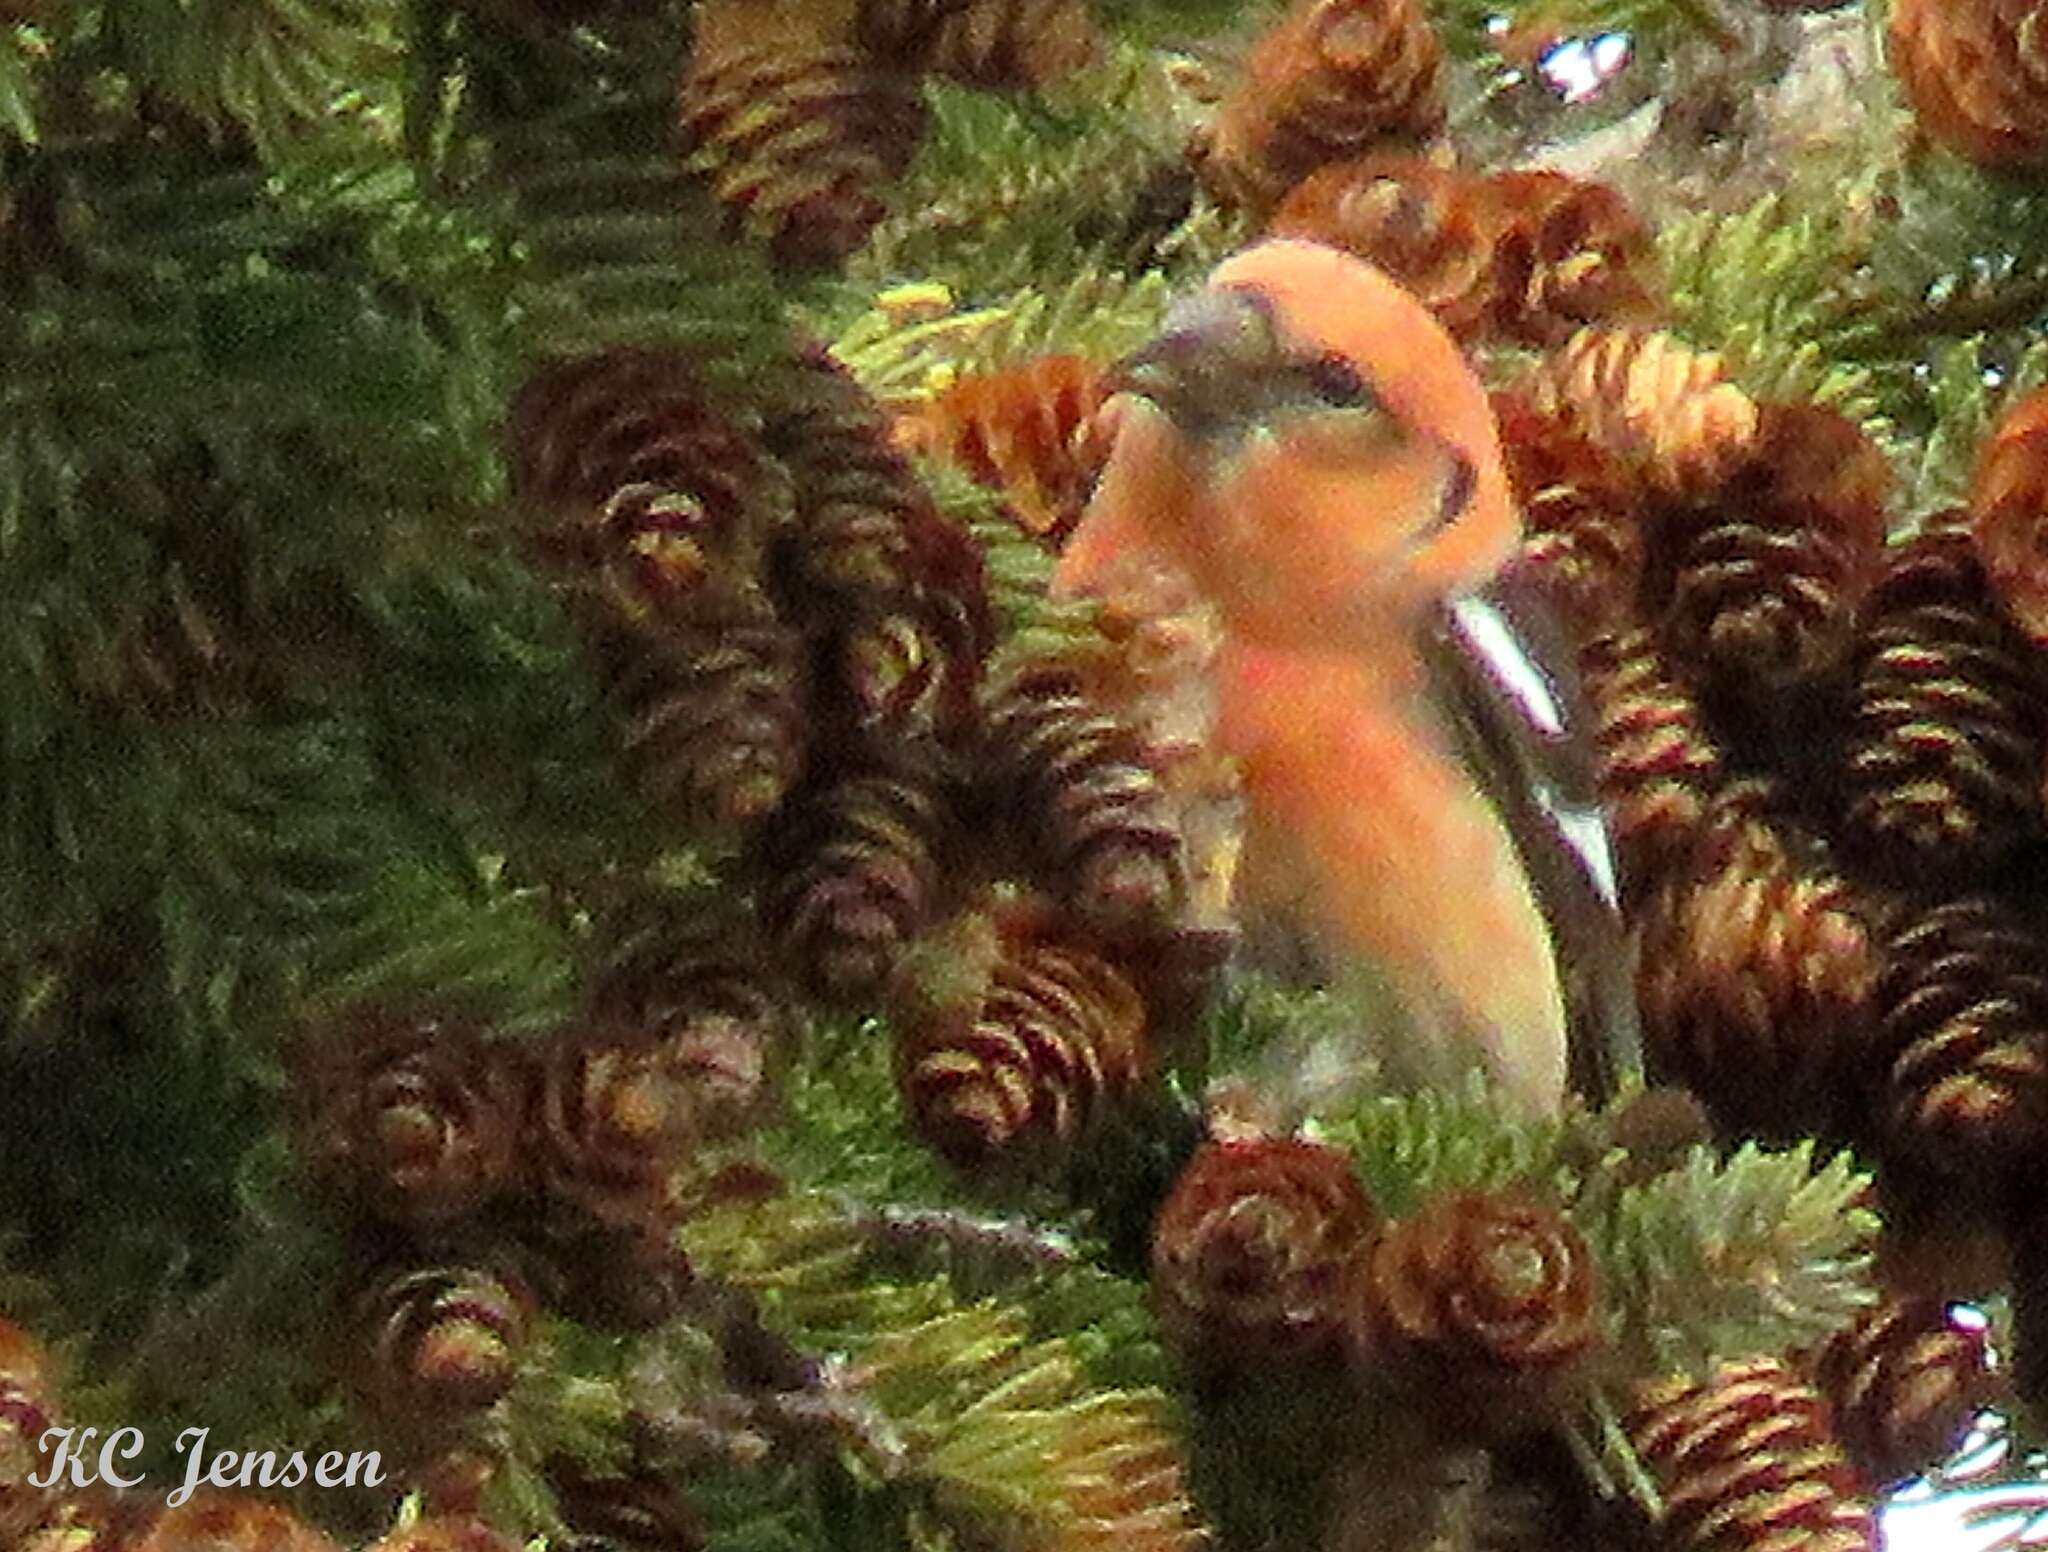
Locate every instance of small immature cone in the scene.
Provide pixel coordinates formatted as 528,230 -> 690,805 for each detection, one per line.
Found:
1872,896 -> 2048,1192
1492,387 -> 1645,639
823,594 -> 984,764
1526,327 -> 1762,503
1969,382 -> 2048,643
1345,1188 -> 1600,1426
1637,814 -> 1880,1139
1662,402 -> 1892,696
1811,1296 -> 1995,1487
1483,170 -> 1663,349
603,615 -> 811,840
1887,0 -> 2048,171
981,656 -> 1190,945
1150,1137 -> 1380,1365
896,353 -> 1114,547
1628,1358 -> 1877,1552
352,1259 -> 541,1419
892,902 -> 1149,1172
298,1010 -> 526,1228
1266,155 -> 1501,343
1576,626 -> 1728,903
131,1494 -> 342,1552
856,0 -> 1102,91
768,771 -> 948,1002
533,1025 -> 706,1227
680,15 -> 929,270
1843,512 -> 2048,871
1197,0 -> 1448,215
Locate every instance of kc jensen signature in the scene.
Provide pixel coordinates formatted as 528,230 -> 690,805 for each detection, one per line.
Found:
28,1427 -> 387,1507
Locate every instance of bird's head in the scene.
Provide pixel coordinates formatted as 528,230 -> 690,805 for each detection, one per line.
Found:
1057,239 -> 1516,649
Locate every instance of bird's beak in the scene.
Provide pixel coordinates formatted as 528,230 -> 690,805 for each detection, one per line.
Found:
1102,286 -> 1281,436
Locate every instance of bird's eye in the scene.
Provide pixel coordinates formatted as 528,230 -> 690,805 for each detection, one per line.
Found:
1305,352 -> 1375,407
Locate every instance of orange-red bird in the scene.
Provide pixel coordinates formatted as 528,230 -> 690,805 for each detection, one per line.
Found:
1055,239 -> 1637,1118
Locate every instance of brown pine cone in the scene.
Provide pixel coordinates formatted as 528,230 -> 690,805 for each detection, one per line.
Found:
132,1494 -> 341,1552
1887,0 -> 2048,171
1493,387 -> 1645,639
895,353 -> 1113,548
297,1010 -> 526,1229
1662,402 -> 1892,696
1150,1136 -> 1380,1365
1970,382 -> 2048,644
762,347 -> 995,645
1526,328 -> 1762,503
351,1258 -> 541,1421
364,1517 -> 524,1552
549,1458 -> 707,1552
1484,169 -> 1663,349
1843,514 -> 2048,871
601,615 -> 811,841
0,1319 -> 58,1545
856,0 -> 1101,90
981,656 -> 1189,945
1345,1189 -> 1600,1420
1871,896 -> 2048,1191
823,594 -> 984,763
1627,1357 -> 1878,1552
1266,155 -> 1501,342
507,351 -> 784,628
892,903 -> 1149,1171
680,15 -> 929,270
1811,1296 -> 1995,1487
532,1022 -> 707,1228
1196,0 -> 1448,215
1577,626 -> 1728,902
1637,815 -> 1881,1139
767,772 -> 949,1002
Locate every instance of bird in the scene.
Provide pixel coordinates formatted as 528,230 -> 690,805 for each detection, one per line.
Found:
1052,237 -> 1639,1118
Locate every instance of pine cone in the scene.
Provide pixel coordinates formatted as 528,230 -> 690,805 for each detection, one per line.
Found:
768,772 -> 949,1002
680,20 -> 929,270
1811,1296 -> 1995,1486
1627,1357 -> 1878,1552
1970,382 -> 2048,643
893,904 -> 1150,1171
549,1458 -> 707,1552
1637,815 -> 1880,1139
132,1495 -> 341,1552
1266,155 -> 1500,342
981,657 -> 1189,944
1483,170 -> 1662,349
1872,896 -> 2048,1190
822,594 -> 984,763
856,0 -> 1101,90
352,1258 -> 541,1420
1527,327 -> 1762,502
1493,387 -> 1645,638
1345,1189 -> 1600,1418
1577,626 -> 1729,901
895,353 -> 1113,547
1663,403 -> 1892,696
0,1320 -> 57,1544
602,615 -> 810,840
533,1024 -> 708,1227
298,1010 -> 526,1229
1887,0 -> 2048,171
1843,515 -> 2048,870
1150,1136 -> 1380,1365
763,347 -> 995,642
507,351 -> 783,627
364,1518 -> 524,1552
1197,0 -> 1448,215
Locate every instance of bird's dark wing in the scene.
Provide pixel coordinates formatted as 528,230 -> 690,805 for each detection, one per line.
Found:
1419,556 -> 1643,1105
